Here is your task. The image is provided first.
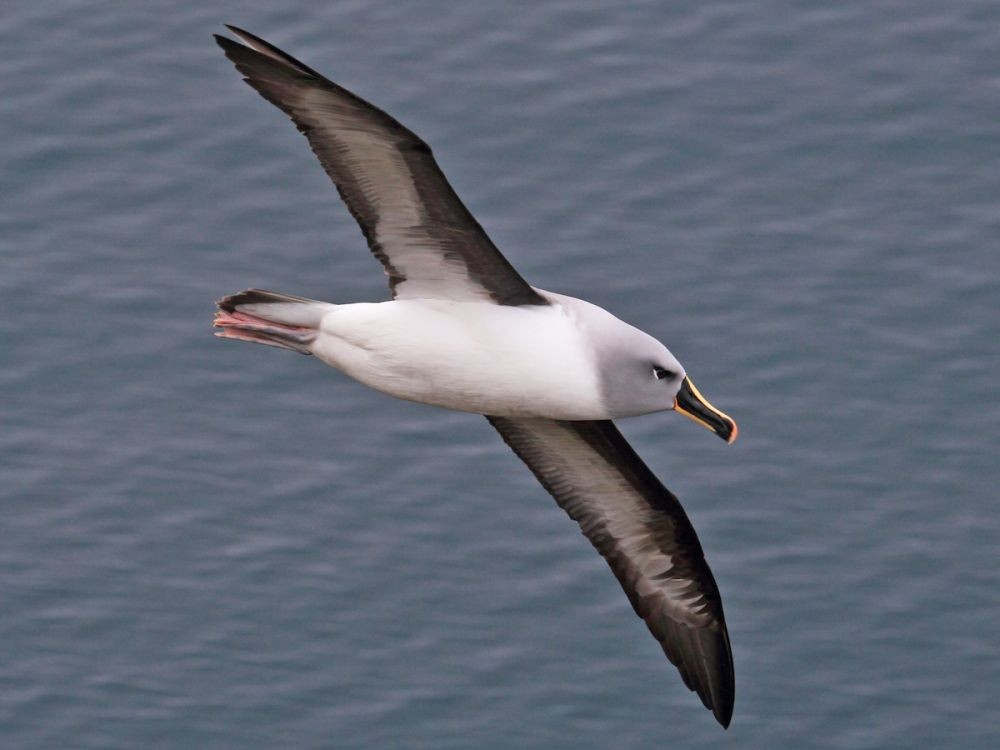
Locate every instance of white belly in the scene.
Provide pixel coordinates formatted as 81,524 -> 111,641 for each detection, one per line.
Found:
310,298 -> 609,419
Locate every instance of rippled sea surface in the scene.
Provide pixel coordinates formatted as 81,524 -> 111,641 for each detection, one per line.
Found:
3,1 -> 998,747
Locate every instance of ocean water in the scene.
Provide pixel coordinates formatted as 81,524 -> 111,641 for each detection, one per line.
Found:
3,1 -> 998,747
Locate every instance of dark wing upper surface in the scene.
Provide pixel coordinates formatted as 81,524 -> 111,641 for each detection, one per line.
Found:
487,416 -> 734,727
216,27 -> 545,306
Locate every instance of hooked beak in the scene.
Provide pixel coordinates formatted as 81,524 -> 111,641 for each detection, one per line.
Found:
674,376 -> 738,444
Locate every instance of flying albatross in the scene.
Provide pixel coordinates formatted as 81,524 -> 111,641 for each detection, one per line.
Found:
212,26 -> 739,727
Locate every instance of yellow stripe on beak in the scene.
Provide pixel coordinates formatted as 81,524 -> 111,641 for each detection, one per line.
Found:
674,376 -> 738,444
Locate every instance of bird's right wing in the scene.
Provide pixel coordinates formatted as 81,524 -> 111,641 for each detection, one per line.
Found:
216,27 -> 545,307
487,416 -> 734,727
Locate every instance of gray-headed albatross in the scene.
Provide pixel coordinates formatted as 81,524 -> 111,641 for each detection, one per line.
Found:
212,26 -> 739,727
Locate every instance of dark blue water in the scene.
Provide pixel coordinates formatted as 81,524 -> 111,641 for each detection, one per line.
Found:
3,1 -> 998,747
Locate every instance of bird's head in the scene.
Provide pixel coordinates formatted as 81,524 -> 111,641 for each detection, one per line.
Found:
597,325 -> 737,443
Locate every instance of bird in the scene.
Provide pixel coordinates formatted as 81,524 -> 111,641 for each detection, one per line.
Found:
212,26 -> 739,727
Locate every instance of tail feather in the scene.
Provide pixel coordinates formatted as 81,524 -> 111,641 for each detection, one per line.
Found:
218,288 -> 318,313
214,288 -> 334,354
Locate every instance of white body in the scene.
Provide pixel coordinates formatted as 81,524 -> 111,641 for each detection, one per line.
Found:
303,290 -> 676,420
312,293 -> 601,419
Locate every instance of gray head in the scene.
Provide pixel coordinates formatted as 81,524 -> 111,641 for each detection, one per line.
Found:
576,297 -> 737,442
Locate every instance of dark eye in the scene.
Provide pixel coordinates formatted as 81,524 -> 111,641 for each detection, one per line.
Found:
653,366 -> 676,381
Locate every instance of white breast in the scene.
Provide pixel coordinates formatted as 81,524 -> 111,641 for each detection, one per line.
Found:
310,296 -> 610,419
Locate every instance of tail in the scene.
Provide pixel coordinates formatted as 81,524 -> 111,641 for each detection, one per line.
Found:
213,289 -> 334,354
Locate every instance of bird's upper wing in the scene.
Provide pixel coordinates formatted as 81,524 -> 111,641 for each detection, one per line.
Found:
215,27 -> 546,307
487,416 -> 734,727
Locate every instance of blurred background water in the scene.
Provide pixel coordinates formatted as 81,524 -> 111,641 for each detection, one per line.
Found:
2,1 -> 998,747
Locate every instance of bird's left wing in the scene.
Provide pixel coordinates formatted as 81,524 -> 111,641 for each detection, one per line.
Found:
215,27 -> 546,307
486,416 -> 734,727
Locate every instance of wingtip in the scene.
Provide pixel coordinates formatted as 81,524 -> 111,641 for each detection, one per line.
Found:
706,649 -> 735,728
215,25 -> 256,51
214,26 -> 265,55
223,24 -> 255,44
695,669 -> 734,728
213,31 -> 246,57
663,620 -> 734,729
214,25 -> 321,79
707,668 -> 735,728
714,699 -> 734,729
